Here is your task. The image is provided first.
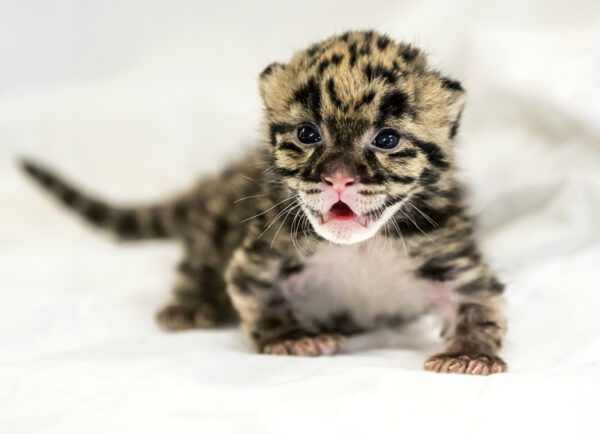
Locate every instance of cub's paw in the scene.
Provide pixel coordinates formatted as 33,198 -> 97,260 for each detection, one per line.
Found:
424,353 -> 507,375
263,334 -> 346,357
156,304 -> 219,331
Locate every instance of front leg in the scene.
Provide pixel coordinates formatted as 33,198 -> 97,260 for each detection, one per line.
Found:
425,297 -> 507,375
225,235 -> 346,357
425,262 -> 507,375
403,214 -> 507,375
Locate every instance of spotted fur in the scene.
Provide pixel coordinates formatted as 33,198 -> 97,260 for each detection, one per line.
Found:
21,31 -> 506,375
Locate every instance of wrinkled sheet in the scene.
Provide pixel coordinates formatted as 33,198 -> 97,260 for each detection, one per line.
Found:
1,1 -> 600,433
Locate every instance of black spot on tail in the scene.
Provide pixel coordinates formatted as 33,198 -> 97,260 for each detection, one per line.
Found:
57,185 -> 78,206
150,207 -> 168,237
115,211 -> 141,237
173,201 -> 190,224
84,202 -> 109,225
22,160 -> 54,187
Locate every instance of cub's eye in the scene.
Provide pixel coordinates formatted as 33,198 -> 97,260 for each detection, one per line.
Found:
297,124 -> 322,144
372,129 -> 400,150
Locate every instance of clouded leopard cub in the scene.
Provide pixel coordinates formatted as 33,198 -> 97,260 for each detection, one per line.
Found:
22,31 -> 506,375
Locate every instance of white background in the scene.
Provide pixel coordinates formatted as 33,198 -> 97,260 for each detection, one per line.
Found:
1,1 -> 600,433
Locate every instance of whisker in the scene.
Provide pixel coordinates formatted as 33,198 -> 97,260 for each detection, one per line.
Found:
270,204 -> 299,247
358,190 -> 385,196
399,209 -> 433,242
290,209 -> 302,256
405,201 -> 438,227
233,193 -> 269,203
300,213 -> 316,254
293,208 -> 311,257
257,200 -> 299,239
240,194 -> 298,223
390,217 -> 408,257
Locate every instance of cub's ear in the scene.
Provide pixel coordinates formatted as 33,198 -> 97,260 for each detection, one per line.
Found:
258,62 -> 286,108
438,76 -> 466,139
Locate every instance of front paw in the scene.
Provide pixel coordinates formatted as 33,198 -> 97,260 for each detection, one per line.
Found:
262,333 -> 346,357
424,353 -> 507,375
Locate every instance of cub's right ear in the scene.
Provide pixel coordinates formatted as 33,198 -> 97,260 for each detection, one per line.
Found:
258,62 -> 286,108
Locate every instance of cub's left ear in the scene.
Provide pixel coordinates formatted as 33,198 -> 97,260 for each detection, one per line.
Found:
439,76 -> 466,139
258,62 -> 286,108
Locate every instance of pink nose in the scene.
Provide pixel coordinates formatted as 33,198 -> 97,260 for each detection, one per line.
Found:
322,173 -> 358,193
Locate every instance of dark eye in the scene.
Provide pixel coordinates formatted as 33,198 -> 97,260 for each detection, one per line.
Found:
297,124 -> 322,144
372,130 -> 400,149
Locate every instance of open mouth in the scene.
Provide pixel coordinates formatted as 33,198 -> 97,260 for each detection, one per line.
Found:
319,201 -> 368,227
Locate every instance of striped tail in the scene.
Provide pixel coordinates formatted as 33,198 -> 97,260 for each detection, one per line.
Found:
20,158 -> 191,241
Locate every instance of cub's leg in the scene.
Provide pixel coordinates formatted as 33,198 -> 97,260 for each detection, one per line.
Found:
418,250 -> 506,374
425,296 -> 506,375
399,211 -> 507,375
225,236 -> 346,357
156,236 -> 236,331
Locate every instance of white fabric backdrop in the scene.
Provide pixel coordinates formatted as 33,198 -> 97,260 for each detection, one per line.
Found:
1,1 -> 600,432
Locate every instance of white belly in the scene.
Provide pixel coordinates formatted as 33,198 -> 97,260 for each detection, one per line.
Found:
280,241 -> 455,333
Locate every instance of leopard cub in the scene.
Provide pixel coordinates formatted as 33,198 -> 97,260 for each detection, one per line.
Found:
22,30 -> 506,375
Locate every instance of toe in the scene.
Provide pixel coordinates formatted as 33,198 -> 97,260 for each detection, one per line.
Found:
314,334 -> 346,355
425,354 -> 506,375
442,357 -> 467,374
491,360 -> 507,374
466,360 -> 486,375
264,343 -> 289,355
156,305 -> 195,331
424,357 -> 443,372
291,337 -> 320,356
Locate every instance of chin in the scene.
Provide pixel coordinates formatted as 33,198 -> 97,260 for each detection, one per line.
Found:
303,202 -> 402,245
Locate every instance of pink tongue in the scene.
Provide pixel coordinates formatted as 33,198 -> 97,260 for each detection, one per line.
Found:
329,201 -> 354,218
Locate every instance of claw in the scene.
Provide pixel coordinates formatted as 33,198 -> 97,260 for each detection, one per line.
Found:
425,353 -> 506,375
262,334 -> 346,357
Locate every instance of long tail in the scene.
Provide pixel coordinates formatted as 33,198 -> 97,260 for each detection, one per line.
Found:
20,158 -> 192,241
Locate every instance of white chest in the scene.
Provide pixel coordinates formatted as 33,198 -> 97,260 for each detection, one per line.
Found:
280,241 -> 456,332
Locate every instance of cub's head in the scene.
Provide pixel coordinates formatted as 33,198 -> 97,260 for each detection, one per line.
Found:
259,31 -> 465,244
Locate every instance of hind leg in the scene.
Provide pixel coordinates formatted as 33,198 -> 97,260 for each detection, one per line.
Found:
156,254 -> 236,331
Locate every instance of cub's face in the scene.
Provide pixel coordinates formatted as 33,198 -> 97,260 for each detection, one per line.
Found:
259,31 -> 465,244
